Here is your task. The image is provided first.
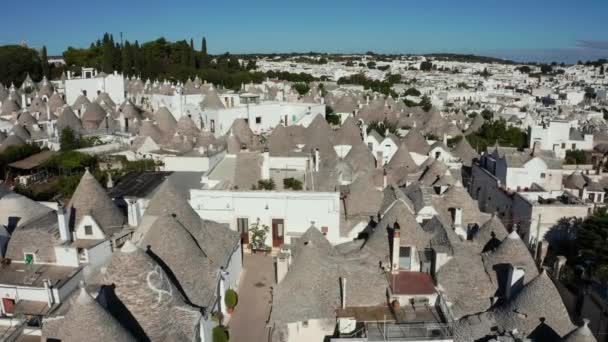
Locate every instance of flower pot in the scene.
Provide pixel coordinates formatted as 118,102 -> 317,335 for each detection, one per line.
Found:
227,307 -> 234,314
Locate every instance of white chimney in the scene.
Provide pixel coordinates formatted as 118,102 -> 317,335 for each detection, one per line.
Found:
276,252 -> 290,284
106,172 -> 114,189
383,169 -> 388,189
43,279 -> 54,307
57,204 -> 71,242
127,198 -> 140,227
452,208 -> 465,238
392,222 -> 401,273
505,264 -> 526,300
340,277 -> 347,309
262,148 -> 270,179
314,148 -> 320,172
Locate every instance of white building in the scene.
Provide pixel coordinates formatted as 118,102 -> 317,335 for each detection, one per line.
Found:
201,100 -> 325,136
64,68 -> 125,106
190,189 -> 341,246
529,120 -> 593,159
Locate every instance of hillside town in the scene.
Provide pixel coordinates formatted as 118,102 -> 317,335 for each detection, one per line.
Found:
0,41 -> 608,342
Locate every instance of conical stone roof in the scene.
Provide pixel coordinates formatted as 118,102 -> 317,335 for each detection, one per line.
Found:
67,170 -> 124,235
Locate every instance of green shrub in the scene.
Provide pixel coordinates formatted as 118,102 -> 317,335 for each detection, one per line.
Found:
256,179 -> 275,190
225,289 -> 238,309
212,326 -> 229,342
283,178 -> 303,190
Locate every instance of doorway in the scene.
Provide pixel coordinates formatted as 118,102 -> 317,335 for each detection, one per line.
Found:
237,218 -> 249,245
272,219 -> 284,247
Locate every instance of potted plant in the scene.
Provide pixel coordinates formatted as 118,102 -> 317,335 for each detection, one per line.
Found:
249,219 -> 269,253
212,325 -> 229,342
225,288 -> 238,314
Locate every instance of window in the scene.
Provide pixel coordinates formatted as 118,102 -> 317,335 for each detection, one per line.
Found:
321,226 -> 328,235
572,144 -> 576,150
435,151 -> 441,159
84,225 -> 93,236
367,143 -> 373,150
589,193 -> 596,202
255,117 -> 262,124
302,321 -> 309,328
561,143 -> 566,148
210,120 -> 215,133
24,253 -> 34,265
540,173 -> 546,179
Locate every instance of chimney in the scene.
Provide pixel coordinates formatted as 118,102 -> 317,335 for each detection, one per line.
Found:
554,255 -> 567,279
505,265 -> 526,301
314,148 -> 320,172
21,93 -> 27,107
276,251 -> 290,284
362,124 -> 368,141
452,208 -> 465,238
383,169 -> 388,188
392,222 -> 401,273
106,172 -> 114,189
43,279 -> 54,307
443,133 -> 448,146
340,277 -> 347,309
262,147 -> 270,179
57,203 -> 71,242
127,198 -> 140,227
531,141 -> 540,157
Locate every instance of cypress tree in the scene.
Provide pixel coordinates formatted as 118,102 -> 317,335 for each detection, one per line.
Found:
202,37 -> 207,55
189,39 -> 196,68
102,33 -> 113,73
41,46 -> 49,78
122,41 -> 133,76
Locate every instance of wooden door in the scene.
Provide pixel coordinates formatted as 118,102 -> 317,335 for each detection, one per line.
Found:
272,219 -> 284,247
237,218 -> 249,245
2,298 -> 15,314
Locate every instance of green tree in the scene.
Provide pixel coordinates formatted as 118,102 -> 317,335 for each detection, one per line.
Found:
517,66 -> 531,74
481,109 -> 494,120
0,45 -> 43,86
577,208 -> 608,272
540,64 -> 553,74
480,68 -> 491,78
366,119 -> 400,137
121,41 -> 133,75
41,46 -> 49,78
420,61 -> 433,71
60,127 -> 80,151
325,106 -> 340,125
564,150 -> 588,165
420,95 -> 432,112
465,119 -> 526,152
292,82 -> 310,96
403,87 -> 421,97
101,33 -> 114,73
202,37 -> 208,55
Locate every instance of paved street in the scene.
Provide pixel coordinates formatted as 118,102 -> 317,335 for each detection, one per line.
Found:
228,253 -> 274,342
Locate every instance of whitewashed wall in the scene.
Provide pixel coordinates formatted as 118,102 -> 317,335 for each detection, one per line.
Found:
190,190 -> 341,244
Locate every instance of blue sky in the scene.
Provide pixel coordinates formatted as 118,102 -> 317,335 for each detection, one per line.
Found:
3,0 -> 608,63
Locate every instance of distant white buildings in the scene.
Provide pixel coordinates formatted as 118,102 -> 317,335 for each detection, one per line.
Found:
528,120 -> 593,158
